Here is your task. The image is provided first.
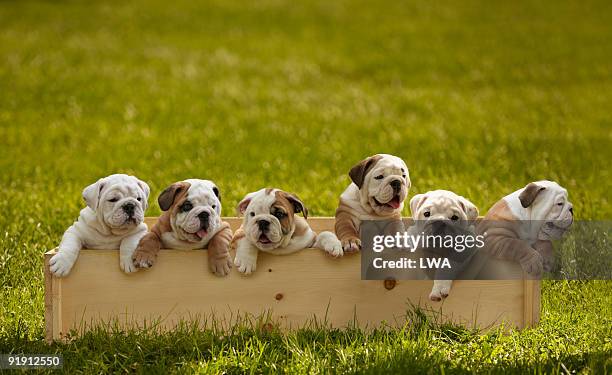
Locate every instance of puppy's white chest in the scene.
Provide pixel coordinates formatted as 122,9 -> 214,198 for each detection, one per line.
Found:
76,221 -> 124,249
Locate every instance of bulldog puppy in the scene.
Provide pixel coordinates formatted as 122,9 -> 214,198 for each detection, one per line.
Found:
132,179 -> 233,276
479,180 -> 573,277
232,188 -> 343,274
49,174 -> 150,277
335,154 -> 410,252
409,190 -> 479,301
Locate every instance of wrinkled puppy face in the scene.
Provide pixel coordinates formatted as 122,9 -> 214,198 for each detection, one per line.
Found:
350,154 -> 410,216
237,188 -> 307,251
159,179 -> 222,242
410,190 -> 479,236
518,180 -> 573,238
82,174 -> 150,230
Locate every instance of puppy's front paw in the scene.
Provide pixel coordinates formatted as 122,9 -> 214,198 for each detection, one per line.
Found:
429,281 -> 452,302
429,289 -> 444,302
132,248 -> 157,269
520,252 -> 543,278
120,256 -> 138,274
316,232 -> 343,257
323,238 -> 343,257
210,255 -> 233,277
542,255 -> 556,273
535,241 -> 555,273
234,254 -> 257,275
49,253 -> 75,277
341,238 -> 361,253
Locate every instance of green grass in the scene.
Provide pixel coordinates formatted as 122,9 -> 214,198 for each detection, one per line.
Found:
1,0 -> 611,373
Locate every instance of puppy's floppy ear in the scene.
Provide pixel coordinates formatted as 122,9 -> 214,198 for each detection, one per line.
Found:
137,179 -> 150,199
282,192 -> 309,219
519,182 -> 546,208
349,154 -> 383,189
212,186 -> 220,201
158,181 -> 190,211
136,178 -> 151,210
409,193 -> 428,219
82,177 -> 105,210
458,197 -> 479,221
237,192 -> 257,216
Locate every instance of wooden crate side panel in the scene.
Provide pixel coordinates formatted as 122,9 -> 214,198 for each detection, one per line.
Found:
50,249 -> 528,338
44,251 -> 64,342
523,279 -> 541,327
44,217 -> 540,339
44,252 -> 54,342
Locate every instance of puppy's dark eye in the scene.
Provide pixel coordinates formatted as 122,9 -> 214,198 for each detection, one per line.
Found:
557,203 -> 563,206
424,211 -> 430,217
212,205 -> 216,209
374,175 -> 384,180
402,174 -> 407,178
273,210 -> 286,219
451,215 -> 459,221
108,198 -> 119,203
137,197 -> 142,201
250,212 -> 255,217
181,201 -> 193,212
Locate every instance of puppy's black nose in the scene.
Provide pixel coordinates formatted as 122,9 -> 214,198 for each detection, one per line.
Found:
390,179 -> 401,191
258,220 -> 270,232
198,211 -> 209,229
569,207 -> 573,215
123,203 -> 135,216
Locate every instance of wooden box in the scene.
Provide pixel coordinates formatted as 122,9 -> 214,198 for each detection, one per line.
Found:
44,217 -> 540,342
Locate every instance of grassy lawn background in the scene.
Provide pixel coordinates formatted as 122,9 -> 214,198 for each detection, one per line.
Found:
1,0 -> 611,373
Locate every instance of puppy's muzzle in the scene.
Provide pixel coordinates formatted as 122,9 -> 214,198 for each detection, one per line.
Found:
122,202 -> 136,218
426,219 -> 462,236
198,211 -> 210,230
257,219 -> 270,233
253,219 -> 274,245
431,220 -> 446,235
390,179 -> 402,193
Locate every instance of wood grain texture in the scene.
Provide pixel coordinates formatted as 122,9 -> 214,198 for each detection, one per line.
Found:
44,253 -> 54,342
523,279 -> 541,327
44,217 -> 540,342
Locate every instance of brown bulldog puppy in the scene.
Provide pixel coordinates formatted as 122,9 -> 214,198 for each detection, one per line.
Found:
335,154 -> 410,252
232,188 -> 343,274
478,180 -> 574,277
132,179 -> 233,276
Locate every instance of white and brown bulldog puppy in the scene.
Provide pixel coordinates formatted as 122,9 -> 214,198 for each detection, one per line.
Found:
132,179 -> 233,276
49,174 -> 150,277
409,190 -> 479,301
479,180 -> 573,277
335,154 -> 410,252
232,188 -> 343,274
